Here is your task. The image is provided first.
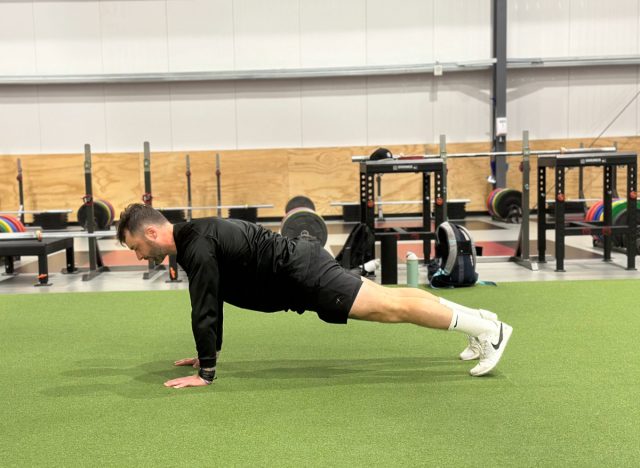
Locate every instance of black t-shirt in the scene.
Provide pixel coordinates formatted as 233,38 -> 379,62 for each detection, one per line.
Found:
173,218 -> 313,368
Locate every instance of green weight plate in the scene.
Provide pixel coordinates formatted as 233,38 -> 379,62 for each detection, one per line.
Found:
486,189 -> 501,216
492,189 -> 515,220
613,200 -> 640,248
0,218 -> 11,232
491,188 -> 507,217
611,200 -> 627,221
99,199 -> 115,225
94,200 -> 112,229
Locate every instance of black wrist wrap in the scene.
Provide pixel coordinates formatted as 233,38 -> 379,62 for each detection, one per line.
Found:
198,367 -> 216,383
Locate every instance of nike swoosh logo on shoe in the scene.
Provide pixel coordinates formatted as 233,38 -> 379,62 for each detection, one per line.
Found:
454,315 -> 458,328
491,323 -> 504,350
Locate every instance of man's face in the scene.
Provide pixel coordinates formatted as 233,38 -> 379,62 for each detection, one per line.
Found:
123,226 -> 167,263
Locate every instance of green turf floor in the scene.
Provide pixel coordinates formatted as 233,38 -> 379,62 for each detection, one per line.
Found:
1,280 -> 639,467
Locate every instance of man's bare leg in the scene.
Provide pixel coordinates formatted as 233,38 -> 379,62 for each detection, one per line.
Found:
349,278 -> 492,332
362,278 -> 500,360
363,278 -> 497,320
348,278 -> 513,376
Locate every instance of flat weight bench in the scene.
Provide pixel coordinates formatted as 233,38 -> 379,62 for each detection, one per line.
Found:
0,237 -> 76,286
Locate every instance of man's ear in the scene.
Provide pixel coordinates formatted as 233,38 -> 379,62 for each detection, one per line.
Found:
144,225 -> 158,240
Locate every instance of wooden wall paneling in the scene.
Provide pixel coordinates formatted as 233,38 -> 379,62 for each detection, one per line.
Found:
0,156 -> 19,213
21,153 -> 84,222
186,151 -> 218,219
147,151 -> 191,211
218,149 -> 289,219
444,141 -> 493,212
448,156 -> 493,211
286,144 -> 431,216
287,146 -> 361,217
2,135 -> 639,222
93,152 -> 143,220
320,143 -> 432,215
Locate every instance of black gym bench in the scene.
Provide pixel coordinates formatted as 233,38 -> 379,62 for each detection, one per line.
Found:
0,237 -> 76,286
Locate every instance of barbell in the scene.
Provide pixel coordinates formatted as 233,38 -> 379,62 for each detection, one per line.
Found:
0,209 -> 72,214
351,145 -> 617,162
156,204 -> 274,211
0,230 -> 116,241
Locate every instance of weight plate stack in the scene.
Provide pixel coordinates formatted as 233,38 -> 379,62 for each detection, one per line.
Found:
33,212 -> 69,230
611,200 -> 640,249
280,207 -> 328,246
585,201 -> 602,224
228,207 -> 258,223
285,195 -> 316,213
495,189 -> 522,224
491,188 -> 508,217
0,214 -> 26,233
77,198 -> 113,230
486,188 -> 501,216
101,200 -> 115,225
585,200 -> 603,243
0,217 -> 13,232
487,188 -> 522,223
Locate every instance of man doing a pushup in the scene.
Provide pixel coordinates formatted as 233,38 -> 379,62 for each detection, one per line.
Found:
117,204 -> 513,389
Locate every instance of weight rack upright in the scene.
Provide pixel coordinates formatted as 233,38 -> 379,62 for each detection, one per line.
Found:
142,141 -> 166,280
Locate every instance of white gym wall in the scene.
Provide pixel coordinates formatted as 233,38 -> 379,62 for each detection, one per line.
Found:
507,0 -> 640,141
0,0 -> 639,154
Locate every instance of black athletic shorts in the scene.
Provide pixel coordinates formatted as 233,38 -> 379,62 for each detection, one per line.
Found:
285,240 -> 363,324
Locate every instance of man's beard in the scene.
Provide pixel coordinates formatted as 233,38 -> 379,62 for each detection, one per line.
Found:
146,241 -> 166,263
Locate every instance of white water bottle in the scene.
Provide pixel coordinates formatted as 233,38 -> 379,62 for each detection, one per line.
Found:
406,252 -> 419,287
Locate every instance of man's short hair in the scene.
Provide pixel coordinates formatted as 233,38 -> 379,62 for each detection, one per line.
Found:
116,203 -> 168,244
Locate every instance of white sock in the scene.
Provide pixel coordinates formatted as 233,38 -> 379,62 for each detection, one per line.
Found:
447,310 -> 498,337
439,298 -> 496,320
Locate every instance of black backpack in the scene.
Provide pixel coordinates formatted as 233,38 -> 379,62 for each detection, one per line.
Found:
427,222 -> 479,288
336,223 -> 375,271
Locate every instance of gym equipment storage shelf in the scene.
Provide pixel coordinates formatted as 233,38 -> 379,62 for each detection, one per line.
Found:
359,158 -> 446,284
537,152 -> 637,272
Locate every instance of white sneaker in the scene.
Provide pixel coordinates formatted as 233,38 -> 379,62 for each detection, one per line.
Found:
458,309 -> 499,361
459,336 -> 481,360
469,321 -> 513,377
